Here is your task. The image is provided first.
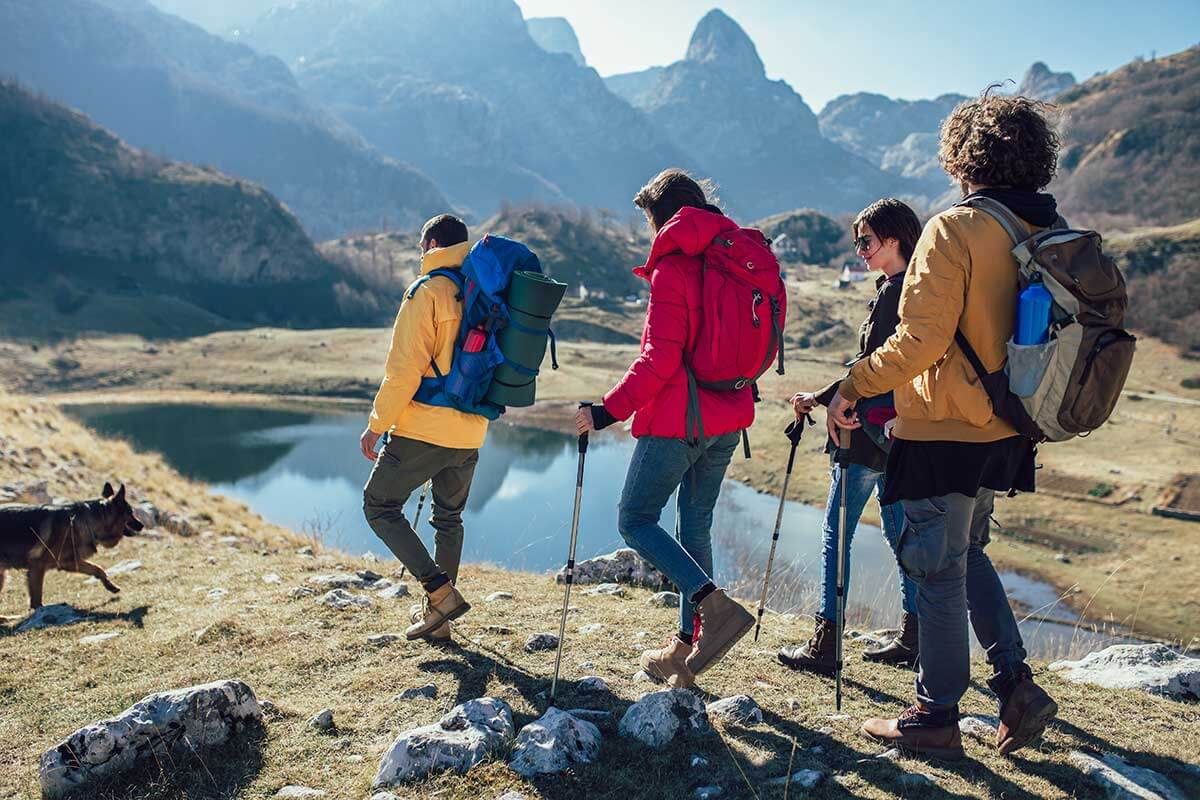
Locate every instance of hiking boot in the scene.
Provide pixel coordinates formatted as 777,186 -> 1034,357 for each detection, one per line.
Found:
861,704 -> 965,760
991,668 -> 1058,755
405,582 -> 470,640
777,615 -> 837,676
863,612 -> 919,668
640,636 -> 695,688
685,588 -> 754,675
410,605 -> 451,642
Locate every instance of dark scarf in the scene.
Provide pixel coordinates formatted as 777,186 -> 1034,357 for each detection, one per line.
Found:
966,188 -> 1060,228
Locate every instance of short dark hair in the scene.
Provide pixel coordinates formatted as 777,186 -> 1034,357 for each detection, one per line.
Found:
939,88 -> 1060,191
633,168 -> 719,229
420,214 -> 468,248
853,198 -> 923,264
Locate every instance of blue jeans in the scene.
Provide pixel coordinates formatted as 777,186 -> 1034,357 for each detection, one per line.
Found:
617,433 -> 740,636
820,462 -> 915,620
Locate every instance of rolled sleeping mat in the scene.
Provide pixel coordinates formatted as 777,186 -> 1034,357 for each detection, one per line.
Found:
486,270 -> 567,407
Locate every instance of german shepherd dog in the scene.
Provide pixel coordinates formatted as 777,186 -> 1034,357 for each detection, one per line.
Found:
0,482 -> 144,609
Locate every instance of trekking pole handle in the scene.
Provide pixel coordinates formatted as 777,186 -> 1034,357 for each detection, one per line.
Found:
578,401 -> 592,454
838,426 -> 852,452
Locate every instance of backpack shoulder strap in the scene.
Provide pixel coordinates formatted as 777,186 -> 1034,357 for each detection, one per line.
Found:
958,195 -> 1030,247
406,267 -> 465,301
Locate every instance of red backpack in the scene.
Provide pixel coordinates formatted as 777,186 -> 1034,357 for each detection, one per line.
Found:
684,228 -> 787,453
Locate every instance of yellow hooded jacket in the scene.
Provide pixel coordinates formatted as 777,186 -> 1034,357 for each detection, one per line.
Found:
367,241 -> 489,450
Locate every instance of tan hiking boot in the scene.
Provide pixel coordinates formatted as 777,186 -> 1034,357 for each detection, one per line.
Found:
992,671 -> 1058,755
405,582 -> 470,640
410,605 -> 451,642
861,704 -> 965,760
640,636 -> 696,688
684,588 -> 754,675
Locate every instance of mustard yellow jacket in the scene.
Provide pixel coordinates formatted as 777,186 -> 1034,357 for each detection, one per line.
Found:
368,241 -> 488,449
840,205 -> 1041,443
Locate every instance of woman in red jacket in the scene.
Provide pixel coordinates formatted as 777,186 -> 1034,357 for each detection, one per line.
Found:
575,169 -> 756,688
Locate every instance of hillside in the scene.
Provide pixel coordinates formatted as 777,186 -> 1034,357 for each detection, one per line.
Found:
752,209 -> 849,266
1107,218 -> 1200,353
1053,45 -> 1200,227
242,0 -> 693,219
610,10 -> 915,220
0,81 -> 380,338
527,17 -> 587,66
0,0 -> 449,239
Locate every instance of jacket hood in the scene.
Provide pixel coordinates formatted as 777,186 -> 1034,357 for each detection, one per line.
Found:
420,240 -> 471,275
635,207 -> 740,280
967,188 -> 1060,229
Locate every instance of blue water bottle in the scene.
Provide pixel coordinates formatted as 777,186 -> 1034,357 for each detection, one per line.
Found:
1015,281 -> 1053,345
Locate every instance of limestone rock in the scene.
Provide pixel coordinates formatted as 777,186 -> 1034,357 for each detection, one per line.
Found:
559,548 -> 663,589
508,707 -> 601,777
694,787 -> 722,799
1069,751 -> 1187,800
579,623 -> 605,634
486,625 -> 515,635
274,788 -> 326,799
765,769 -> 823,788
373,698 -> 515,786
486,591 -> 514,602
39,680 -> 260,799
525,632 -> 559,652
290,586 -> 316,599
690,754 -> 709,768
577,676 -> 609,693
398,684 -> 438,701
959,714 -> 1000,744
368,633 -> 402,646
132,502 -> 158,528
79,631 -> 122,645
377,583 -> 410,599
896,773 -> 937,789
649,591 -> 680,608
583,583 -> 626,597
565,709 -> 611,725
319,589 -> 372,610
262,573 -> 282,584
308,572 -> 370,590
309,708 -> 335,732
619,688 -> 709,747
1050,644 -> 1199,700
16,604 -> 83,632
705,695 -> 762,725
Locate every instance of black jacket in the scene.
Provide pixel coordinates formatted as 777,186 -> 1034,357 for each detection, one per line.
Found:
815,271 -> 905,472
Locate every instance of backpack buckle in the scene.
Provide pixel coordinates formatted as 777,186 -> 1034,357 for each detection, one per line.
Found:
734,378 -> 749,390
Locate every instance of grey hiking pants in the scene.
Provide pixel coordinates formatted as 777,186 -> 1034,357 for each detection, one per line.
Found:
363,435 -> 479,584
897,490 -> 1027,710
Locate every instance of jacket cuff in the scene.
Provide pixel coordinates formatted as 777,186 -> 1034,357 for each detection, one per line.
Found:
838,376 -> 863,403
814,379 -> 841,408
590,403 -> 617,431
601,387 -> 634,422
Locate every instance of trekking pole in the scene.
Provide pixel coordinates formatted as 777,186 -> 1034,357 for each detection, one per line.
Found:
834,426 -> 852,711
754,414 -> 813,641
396,480 -> 431,582
550,402 -> 591,705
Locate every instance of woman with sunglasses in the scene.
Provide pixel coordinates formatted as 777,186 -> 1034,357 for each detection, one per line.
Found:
778,198 -> 924,675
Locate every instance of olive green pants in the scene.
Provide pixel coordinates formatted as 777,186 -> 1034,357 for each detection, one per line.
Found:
362,435 -> 479,584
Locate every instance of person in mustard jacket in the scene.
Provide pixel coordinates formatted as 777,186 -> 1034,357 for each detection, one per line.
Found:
360,214 -> 484,643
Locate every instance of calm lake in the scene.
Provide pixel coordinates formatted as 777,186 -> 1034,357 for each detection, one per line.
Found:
67,402 -> 1138,660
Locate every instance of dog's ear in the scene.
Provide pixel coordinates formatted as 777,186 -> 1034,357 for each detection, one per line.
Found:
115,484 -> 126,502
102,482 -> 115,498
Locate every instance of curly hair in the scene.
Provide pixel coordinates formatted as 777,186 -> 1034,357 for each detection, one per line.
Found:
938,88 -> 1060,191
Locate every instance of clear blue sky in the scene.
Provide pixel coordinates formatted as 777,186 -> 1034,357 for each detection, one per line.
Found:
515,0 -> 1200,110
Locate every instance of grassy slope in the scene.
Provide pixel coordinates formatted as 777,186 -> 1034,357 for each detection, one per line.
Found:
1,391 -> 1198,800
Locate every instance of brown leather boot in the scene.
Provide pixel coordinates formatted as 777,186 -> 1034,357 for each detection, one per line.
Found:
991,669 -> 1058,755
861,704 -> 965,760
640,636 -> 696,688
410,605 -> 451,642
684,588 -> 754,675
777,615 -> 837,676
405,582 -> 470,640
863,612 -> 919,668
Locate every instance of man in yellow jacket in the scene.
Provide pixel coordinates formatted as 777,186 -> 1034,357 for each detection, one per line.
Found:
827,93 -> 1059,759
360,214 -> 486,642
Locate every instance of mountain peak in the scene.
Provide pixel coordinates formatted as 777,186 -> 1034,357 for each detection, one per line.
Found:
1017,61 -> 1077,101
527,16 -> 586,66
685,9 -> 763,77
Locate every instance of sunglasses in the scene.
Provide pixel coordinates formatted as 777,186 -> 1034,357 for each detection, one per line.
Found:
853,235 -> 876,253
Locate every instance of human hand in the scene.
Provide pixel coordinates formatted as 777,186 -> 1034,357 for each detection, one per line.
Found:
360,428 -> 382,462
826,390 -> 860,444
790,392 -> 817,417
574,406 -> 595,435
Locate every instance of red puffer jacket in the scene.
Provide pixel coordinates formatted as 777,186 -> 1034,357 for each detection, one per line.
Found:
603,207 -> 756,439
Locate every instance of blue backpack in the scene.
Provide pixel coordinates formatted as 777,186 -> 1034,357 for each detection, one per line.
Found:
409,235 -> 556,420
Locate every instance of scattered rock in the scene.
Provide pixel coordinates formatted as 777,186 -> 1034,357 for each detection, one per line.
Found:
619,688 -> 709,747
485,625 -> 515,635
357,568 -> 384,584
649,591 -> 680,608
633,670 -> 654,682
262,573 -> 282,584
765,769 -> 823,789
873,748 -> 901,762
363,551 -> 379,563
705,695 -> 762,726
559,548 -> 663,588
959,714 -> 1000,744
290,587 -> 316,599
308,573 -> 370,590
578,661 -> 596,670
525,632 -> 559,652
2,479 -> 51,504
485,592 -> 514,602
579,623 -> 605,634
496,792 -> 528,800
509,707 -> 602,777
130,502 -> 158,529
296,545 -> 314,557
690,754 -> 709,768
16,604 -> 83,632
319,589 -> 372,610
106,559 -> 142,576
786,698 -> 802,713
39,680 -> 261,799
694,787 -> 722,799
217,536 -> 243,546
79,631 -> 122,646
377,583 -> 410,599
583,583 -> 626,597
368,633 -> 402,646
1069,751 -> 1187,800
1050,644 -> 1200,700
206,588 -> 228,601
565,709 -> 611,725
260,699 -> 282,717
896,773 -> 937,789
373,698 -> 515,786
309,708 -> 335,732
161,511 -> 196,537
1056,552 -> 1072,563
577,676 -> 609,692
398,684 -> 438,701
274,788 -> 326,799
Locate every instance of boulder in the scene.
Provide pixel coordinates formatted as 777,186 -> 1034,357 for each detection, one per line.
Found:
319,589 -> 372,610
565,709 -> 611,725
525,632 -> 559,652
649,591 -> 680,608
705,695 -> 763,725
1050,644 -> 1199,701
508,707 -> 602,777
39,680 -> 261,799
1069,751 -> 1188,800
619,689 -> 709,747
374,697 -> 515,786
583,583 -> 626,597
558,548 -> 663,588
